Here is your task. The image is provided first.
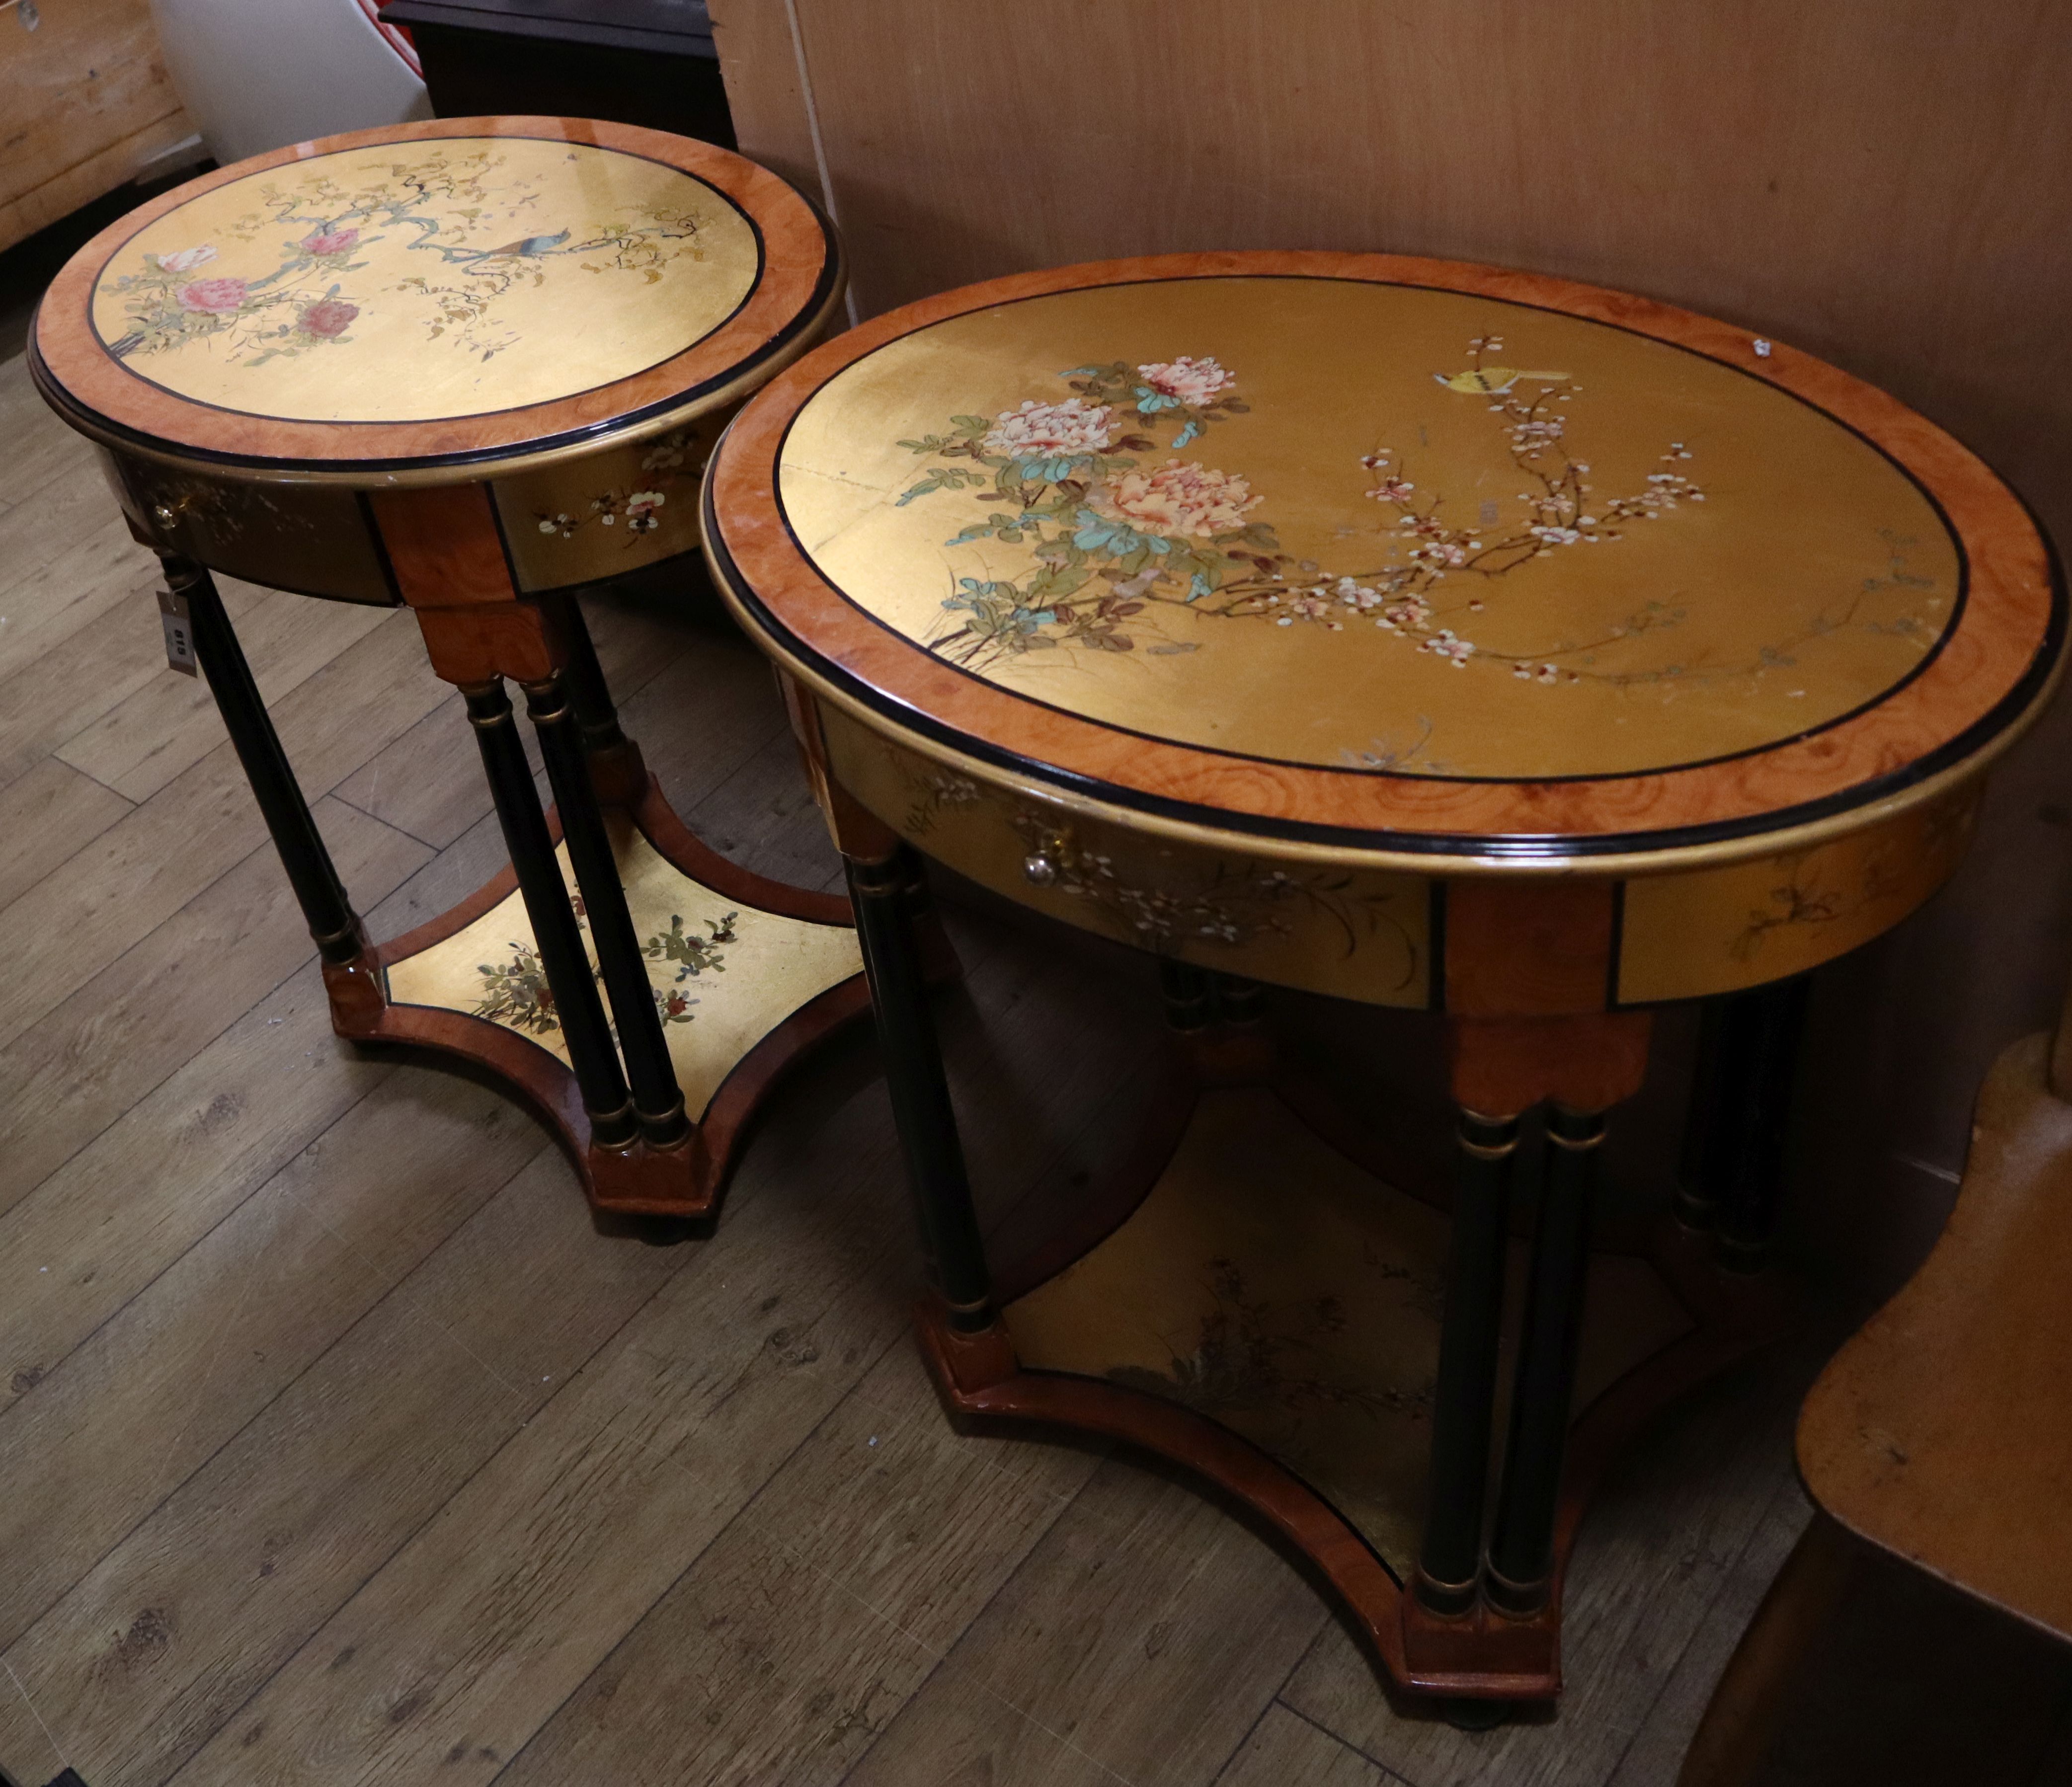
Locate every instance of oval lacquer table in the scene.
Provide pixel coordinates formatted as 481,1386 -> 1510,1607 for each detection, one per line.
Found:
703,252 -> 2065,1706
30,116 -> 866,1219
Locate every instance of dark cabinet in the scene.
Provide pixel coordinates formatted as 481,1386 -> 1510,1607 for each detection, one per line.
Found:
381,0 -> 734,145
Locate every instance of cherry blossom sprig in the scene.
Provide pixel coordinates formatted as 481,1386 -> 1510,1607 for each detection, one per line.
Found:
106,147 -> 704,370
533,429 -> 695,544
897,338 -> 1723,682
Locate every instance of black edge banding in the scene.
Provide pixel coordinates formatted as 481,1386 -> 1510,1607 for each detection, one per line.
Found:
701,281 -> 2069,867
707,506 -> 2066,863
769,272 -> 1989,789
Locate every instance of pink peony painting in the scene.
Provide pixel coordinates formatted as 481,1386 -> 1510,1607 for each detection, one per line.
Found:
1136,355 -> 1235,407
177,277 -> 249,314
1087,459 -> 1262,540
896,340 -> 1723,687
297,299 -> 360,338
982,398 -> 1117,462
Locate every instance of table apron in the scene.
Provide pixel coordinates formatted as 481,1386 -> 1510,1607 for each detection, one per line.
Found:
813,701 -> 1980,1011
93,404 -> 741,605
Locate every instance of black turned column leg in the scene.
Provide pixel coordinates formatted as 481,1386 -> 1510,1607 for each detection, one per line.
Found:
1486,1102 -> 1603,1615
173,554 -> 365,965
1713,978 -> 1812,1271
1679,978 -> 1812,1271
523,672 -> 689,1151
1212,972 -> 1265,1026
463,679 -> 637,1149
1158,959 -> 1213,1031
532,590 -> 649,809
535,591 -> 630,762
1157,962 -> 1263,1031
1160,963 -> 1272,1085
1675,999 -> 1728,1231
1416,1109 -> 1521,1615
847,846 -> 994,1333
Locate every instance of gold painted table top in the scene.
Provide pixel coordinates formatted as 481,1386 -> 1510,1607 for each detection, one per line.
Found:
94,136 -> 757,424
708,254 -> 2064,871
30,118 -> 842,482
783,281 -> 1947,781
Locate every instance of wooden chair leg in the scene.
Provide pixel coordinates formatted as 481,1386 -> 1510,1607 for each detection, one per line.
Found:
1677,1512 -> 1863,1787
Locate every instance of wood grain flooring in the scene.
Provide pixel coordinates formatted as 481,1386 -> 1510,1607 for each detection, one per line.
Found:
0,344 -> 2065,1787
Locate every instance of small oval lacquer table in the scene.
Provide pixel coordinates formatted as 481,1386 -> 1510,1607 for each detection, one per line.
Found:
703,252 -> 2064,1704
31,116 -> 866,1219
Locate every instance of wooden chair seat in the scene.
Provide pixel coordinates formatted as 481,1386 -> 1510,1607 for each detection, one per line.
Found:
1798,1029 -> 2072,1642
1679,1026 -> 2072,1784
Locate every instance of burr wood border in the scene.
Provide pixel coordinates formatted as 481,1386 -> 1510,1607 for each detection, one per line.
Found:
704,251 -> 2064,872
30,116 -> 843,482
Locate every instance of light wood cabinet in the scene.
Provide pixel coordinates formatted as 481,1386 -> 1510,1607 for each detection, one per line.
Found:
1,0 -> 193,252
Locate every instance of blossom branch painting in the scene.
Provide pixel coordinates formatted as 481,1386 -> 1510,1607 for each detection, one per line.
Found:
100,146 -> 710,372
472,899 -> 736,1036
894,335 -> 1735,686
535,428 -> 695,544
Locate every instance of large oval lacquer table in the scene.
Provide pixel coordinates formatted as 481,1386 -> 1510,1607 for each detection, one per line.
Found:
701,252 -> 2065,1705
31,116 -> 866,1219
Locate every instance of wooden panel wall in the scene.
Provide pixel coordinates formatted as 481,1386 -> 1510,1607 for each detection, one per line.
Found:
0,0 -> 194,252
710,0 -> 2072,1295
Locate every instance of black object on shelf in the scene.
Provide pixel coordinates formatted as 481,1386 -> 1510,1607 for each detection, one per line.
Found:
381,0 -> 735,146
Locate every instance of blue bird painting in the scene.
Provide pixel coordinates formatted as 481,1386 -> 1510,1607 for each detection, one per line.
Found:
449,229 -> 571,265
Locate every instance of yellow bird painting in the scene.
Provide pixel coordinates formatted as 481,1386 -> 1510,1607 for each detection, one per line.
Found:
1433,366 -> 1570,394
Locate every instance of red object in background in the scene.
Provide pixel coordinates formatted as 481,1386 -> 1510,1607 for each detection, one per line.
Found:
363,0 -> 421,70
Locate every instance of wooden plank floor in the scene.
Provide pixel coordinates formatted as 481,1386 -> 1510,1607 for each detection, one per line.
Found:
0,345 -> 2066,1787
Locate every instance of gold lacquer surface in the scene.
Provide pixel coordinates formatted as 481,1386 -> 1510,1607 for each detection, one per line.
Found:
384,823 -> 861,1119
779,278 -> 1959,781
92,137 -> 760,424
1616,782 -> 1980,1003
819,707 -> 1432,1007
102,450 -> 395,604
1005,1088 -> 1693,1575
492,405 -> 734,594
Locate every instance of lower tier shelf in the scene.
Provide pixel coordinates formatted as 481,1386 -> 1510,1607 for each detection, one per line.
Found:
324,777 -> 870,1219
922,1079 -> 1790,1699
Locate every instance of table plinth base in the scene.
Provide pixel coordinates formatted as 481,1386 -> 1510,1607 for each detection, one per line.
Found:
323,774 -> 874,1221
918,1049 -> 1791,1701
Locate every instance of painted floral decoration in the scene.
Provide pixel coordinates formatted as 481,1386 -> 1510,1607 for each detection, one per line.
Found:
981,397 -> 1117,467
895,334 -> 1755,689
473,903 -> 737,1036
298,299 -> 359,338
535,428 -> 701,543
1136,354 -> 1236,410
1012,811 -> 1413,967
475,942 -> 559,1035
103,147 -> 708,370
178,278 -> 249,314
1084,459 -> 1262,541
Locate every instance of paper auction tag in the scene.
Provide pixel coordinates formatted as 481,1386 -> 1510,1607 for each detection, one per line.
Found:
157,587 -> 198,676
